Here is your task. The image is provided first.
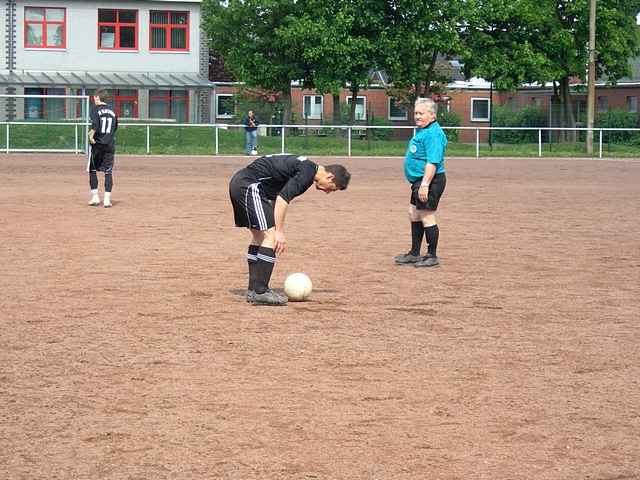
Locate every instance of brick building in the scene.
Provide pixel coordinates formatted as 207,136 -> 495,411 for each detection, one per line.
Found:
211,53 -> 640,144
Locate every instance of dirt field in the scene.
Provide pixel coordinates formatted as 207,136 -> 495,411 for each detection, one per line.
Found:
1,153 -> 639,480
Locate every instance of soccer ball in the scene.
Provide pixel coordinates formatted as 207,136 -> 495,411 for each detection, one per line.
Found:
283,273 -> 313,301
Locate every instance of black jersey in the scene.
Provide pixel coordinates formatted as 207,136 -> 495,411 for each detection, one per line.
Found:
245,154 -> 318,203
90,103 -> 118,146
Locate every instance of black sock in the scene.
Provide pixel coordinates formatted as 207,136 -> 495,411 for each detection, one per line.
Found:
410,221 -> 424,256
247,245 -> 259,291
254,246 -> 276,294
425,225 -> 439,256
89,172 -> 98,190
105,173 -> 113,192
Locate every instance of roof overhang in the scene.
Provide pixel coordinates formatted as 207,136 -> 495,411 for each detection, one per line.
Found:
0,70 -> 213,89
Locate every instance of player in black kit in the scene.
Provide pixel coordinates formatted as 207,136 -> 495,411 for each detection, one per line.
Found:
88,89 -> 118,208
229,154 -> 351,305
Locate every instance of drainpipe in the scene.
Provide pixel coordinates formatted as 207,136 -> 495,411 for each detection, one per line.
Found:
6,0 -> 17,120
6,0 -> 16,69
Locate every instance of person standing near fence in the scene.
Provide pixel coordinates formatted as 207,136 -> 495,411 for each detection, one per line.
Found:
394,97 -> 447,267
242,110 -> 259,155
87,89 -> 118,208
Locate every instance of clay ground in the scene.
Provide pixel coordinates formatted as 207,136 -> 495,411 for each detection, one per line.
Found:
1,153 -> 639,480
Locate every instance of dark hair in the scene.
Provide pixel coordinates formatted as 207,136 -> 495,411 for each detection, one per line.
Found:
324,164 -> 351,190
94,88 -> 112,102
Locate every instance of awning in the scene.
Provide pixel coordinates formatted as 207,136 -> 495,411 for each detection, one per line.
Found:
0,70 -> 213,89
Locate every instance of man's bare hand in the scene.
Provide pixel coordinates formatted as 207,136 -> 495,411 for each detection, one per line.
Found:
274,230 -> 286,255
418,185 -> 428,202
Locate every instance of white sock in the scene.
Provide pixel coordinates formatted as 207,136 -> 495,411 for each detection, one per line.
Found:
90,189 -> 99,197
104,192 -> 111,201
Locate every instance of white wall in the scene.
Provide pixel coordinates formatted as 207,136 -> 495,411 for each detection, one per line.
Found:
15,0 -> 201,74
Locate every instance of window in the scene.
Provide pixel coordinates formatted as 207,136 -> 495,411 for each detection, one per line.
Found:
471,98 -> 490,122
597,96 -> 608,113
98,9 -> 137,50
388,98 -> 408,120
530,97 -> 542,108
505,97 -> 516,110
113,90 -> 138,118
150,11 -> 189,51
75,89 -> 137,118
24,87 -> 66,120
216,94 -> 235,118
303,95 -> 323,120
150,90 -> 188,123
627,96 -> 638,113
25,7 -> 65,48
346,96 -> 367,120
75,89 -> 95,118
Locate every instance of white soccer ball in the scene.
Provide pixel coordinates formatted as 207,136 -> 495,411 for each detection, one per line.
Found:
283,273 -> 313,301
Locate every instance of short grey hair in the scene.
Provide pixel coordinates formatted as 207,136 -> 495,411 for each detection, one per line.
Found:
415,97 -> 437,114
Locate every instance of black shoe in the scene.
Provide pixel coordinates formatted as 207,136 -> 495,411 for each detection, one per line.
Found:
394,252 -> 422,264
414,255 -> 440,268
250,289 -> 288,306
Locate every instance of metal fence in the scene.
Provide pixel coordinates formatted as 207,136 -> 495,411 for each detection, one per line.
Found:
1,121 -> 639,158
0,93 -> 90,154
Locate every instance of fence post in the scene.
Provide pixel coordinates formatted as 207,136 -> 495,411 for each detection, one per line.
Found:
75,124 -> 79,154
348,127 -> 352,157
214,125 -> 219,155
84,96 -> 90,155
6,123 -> 9,153
476,129 -> 480,158
599,129 -> 603,159
281,126 -> 285,154
146,125 -> 150,154
538,129 -> 542,157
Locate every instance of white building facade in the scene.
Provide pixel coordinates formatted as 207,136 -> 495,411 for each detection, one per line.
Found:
1,0 -> 211,122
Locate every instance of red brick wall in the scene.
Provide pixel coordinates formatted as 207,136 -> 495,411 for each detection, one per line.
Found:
213,84 -> 640,140
596,87 -> 640,112
291,88 -> 410,124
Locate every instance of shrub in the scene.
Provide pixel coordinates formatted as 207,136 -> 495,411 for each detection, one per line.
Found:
491,105 -> 547,143
437,109 -> 461,142
596,110 -> 640,145
234,92 -> 285,131
366,115 -> 393,140
330,105 -> 393,140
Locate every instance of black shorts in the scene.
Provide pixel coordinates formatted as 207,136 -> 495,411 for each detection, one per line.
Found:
410,172 -> 446,210
90,143 -> 115,173
229,170 -> 275,230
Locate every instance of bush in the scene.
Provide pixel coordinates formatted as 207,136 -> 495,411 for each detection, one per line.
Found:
491,105 -> 547,143
437,109 -> 461,142
596,110 -> 640,145
366,115 -> 393,140
328,105 -> 393,140
234,92 -> 286,134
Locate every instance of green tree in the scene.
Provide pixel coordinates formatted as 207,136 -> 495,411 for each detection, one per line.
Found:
463,0 -> 640,141
276,0 -> 385,125
202,0 -> 311,124
378,0 -> 470,115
